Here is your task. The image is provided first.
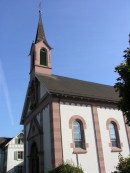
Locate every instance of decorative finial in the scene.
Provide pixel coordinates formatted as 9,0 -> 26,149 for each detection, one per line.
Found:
39,1 -> 42,15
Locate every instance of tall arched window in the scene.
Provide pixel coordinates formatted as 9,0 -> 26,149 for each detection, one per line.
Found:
109,122 -> 119,147
40,48 -> 47,66
106,118 -> 122,152
69,116 -> 88,153
73,120 -> 83,148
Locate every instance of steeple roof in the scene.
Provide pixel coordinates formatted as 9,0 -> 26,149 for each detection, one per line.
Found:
35,11 -> 51,49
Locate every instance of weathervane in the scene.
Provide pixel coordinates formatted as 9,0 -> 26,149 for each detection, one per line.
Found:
39,1 -> 42,14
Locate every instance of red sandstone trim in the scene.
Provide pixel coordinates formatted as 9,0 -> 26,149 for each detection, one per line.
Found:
106,118 -> 122,152
69,115 -> 87,129
106,118 -> 120,130
126,126 -> 130,143
50,98 -> 63,167
124,117 -> 130,146
73,148 -> 87,154
92,105 -> 106,173
111,147 -> 122,152
69,115 -> 88,154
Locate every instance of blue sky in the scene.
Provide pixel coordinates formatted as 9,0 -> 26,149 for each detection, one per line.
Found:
0,0 -> 130,137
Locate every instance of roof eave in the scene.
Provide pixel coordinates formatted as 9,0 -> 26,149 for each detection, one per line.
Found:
50,91 -> 119,105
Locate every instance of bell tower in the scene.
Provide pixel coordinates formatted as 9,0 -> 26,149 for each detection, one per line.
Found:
30,10 -> 52,81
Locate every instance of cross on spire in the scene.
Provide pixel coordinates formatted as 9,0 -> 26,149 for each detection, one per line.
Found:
39,1 -> 42,15
34,3 -> 51,49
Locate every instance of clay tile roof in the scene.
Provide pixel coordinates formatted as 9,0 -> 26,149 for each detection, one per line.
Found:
0,138 -> 12,148
37,74 -> 119,103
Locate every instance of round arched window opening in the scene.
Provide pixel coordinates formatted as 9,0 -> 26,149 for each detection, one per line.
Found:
40,48 -> 47,66
73,120 -> 83,148
109,122 -> 120,147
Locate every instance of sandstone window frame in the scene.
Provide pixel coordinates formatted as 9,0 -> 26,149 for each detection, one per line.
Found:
69,115 -> 88,154
106,118 -> 123,152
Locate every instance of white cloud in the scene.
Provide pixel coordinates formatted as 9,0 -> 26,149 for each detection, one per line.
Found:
0,59 -> 14,126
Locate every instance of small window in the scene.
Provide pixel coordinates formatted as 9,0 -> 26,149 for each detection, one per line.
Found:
73,120 -> 83,148
18,138 -> 23,144
109,123 -> 119,147
15,138 -> 23,144
40,48 -> 47,66
14,151 -> 24,160
15,134 -> 24,144
18,151 -> 23,159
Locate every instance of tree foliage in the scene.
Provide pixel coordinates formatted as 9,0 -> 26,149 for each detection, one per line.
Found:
114,46 -> 130,125
48,163 -> 84,173
115,153 -> 130,173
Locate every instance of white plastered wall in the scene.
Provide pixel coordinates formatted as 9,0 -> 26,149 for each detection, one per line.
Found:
39,82 -> 47,98
6,138 -> 24,173
43,105 -> 52,173
36,76 -> 48,99
60,102 -> 99,173
97,107 -> 129,173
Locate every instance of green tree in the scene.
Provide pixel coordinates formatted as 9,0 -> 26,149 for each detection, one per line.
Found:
115,153 -> 130,173
48,162 -> 84,173
114,37 -> 130,125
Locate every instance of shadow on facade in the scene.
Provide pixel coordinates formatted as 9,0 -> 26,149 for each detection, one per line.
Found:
6,161 -> 24,173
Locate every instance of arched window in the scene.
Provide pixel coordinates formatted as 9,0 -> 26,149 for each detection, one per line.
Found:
69,115 -> 88,153
73,120 -> 83,148
106,118 -> 122,151
40,48 -> 47,66
109,122 -> 119,147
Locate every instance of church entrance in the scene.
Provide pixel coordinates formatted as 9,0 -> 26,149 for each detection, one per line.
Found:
29,142 -> 39,173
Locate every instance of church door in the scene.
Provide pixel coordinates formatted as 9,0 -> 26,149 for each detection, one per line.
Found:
30,142 -> 39,173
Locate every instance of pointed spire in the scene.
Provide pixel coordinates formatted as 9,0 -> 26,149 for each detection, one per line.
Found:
35,10 -> 45,43
35,10 -> 51,49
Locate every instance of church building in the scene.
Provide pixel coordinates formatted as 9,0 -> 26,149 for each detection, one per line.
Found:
20,11 -> 130,173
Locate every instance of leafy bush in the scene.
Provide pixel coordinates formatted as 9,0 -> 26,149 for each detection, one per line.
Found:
114,47 -> 130,125
115,153 -> 130,173
48,162 -> 84,173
